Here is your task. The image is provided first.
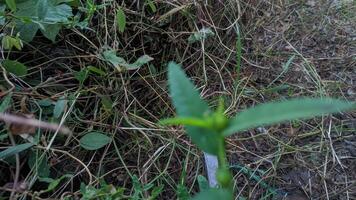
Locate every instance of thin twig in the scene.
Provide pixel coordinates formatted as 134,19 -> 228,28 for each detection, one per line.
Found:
0,113 -> 71,135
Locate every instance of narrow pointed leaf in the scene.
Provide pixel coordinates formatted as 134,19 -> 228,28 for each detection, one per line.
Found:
0,143 -> 34,160
116,7 -> 126,33
168,62 -> 219,155
224,98 -> 354,136
160,117 -> 210,129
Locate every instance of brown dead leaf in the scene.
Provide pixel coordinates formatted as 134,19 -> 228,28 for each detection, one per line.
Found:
8,113 -> 36,135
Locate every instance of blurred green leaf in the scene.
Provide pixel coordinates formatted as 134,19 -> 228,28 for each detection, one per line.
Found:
167,62 -> 219,155
5,0 -> 16,11
176,184 -> 190,200
37,0 -> 48,20
53,96 -> 67,118
28,150 -> 50,178
2,35 -> 23,50
87,66 -> 106,76
188,28 -> 215,44
224,98 -> 355,136
2,59 -> 28,76
102,50 -> 153,71
80,132 -> 111,150
0,94 -> 12,112
197,175 -> 210,192
100,96 -> 113,111
0,143 -> 34,160
40,174 -> 72,193
14,0 -> 73,42
116,7 -> 126,33
74,68 -> 89,84
192,188 -> 232,200
145,0 -> 157,13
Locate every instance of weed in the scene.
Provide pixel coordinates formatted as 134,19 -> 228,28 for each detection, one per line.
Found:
161,62 -> 355,199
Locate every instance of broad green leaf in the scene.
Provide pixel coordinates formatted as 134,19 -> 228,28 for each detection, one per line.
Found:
79,132 -> 111,150
53,96 -> 67,118
14,0 -> 73,42
41,24 -> 62,42
192,188 -> 232,200
102,50 -> 153,71
188,28 -> 215,44
116,7 -> 126,33
168,62 -> 219,155
28,150 -> 50,177
0,143 -> 34,160
5,0 -> 16,11
224,98 -> 355,136
0,94 -> 12,112
37,0 -> 48,20
15,23 -> 39,42
2,59 -> 28,76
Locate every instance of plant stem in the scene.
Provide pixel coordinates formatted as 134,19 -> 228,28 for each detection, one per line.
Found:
217,137 -> 227,168
216,136 -> 233,192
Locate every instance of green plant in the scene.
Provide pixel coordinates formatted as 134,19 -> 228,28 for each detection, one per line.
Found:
160,62 -> 355,199
0,0 -> 74,42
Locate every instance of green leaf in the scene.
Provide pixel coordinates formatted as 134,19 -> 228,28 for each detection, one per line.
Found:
188,28 -> 215,44
197,175 -> 210,192
102,50 -> 153,71
28,150 -> 50,178
41,24 -> 62,42
145,0 -> 157,13
40,174 -> 72,193
37,0 -> 48,20
74,68 -> 89,84
116,7 -> 126,33
14,0 -> 73,42
87,66 -> 106,76
148,185 -> 164,200
5,0 -> 16,12
2,35 -> 23,50
100,96 -> 113,111
0,94 -> 12,112
176,184 -> 190,200
0,5 -> 6,25
224,98 -> 355,136
192,188 -> 232,200
168,62 -> 219,155
0,143 -> 34,160
79,132 -> 111,150
53,96 -> 67,119
1,59 -> 28,76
